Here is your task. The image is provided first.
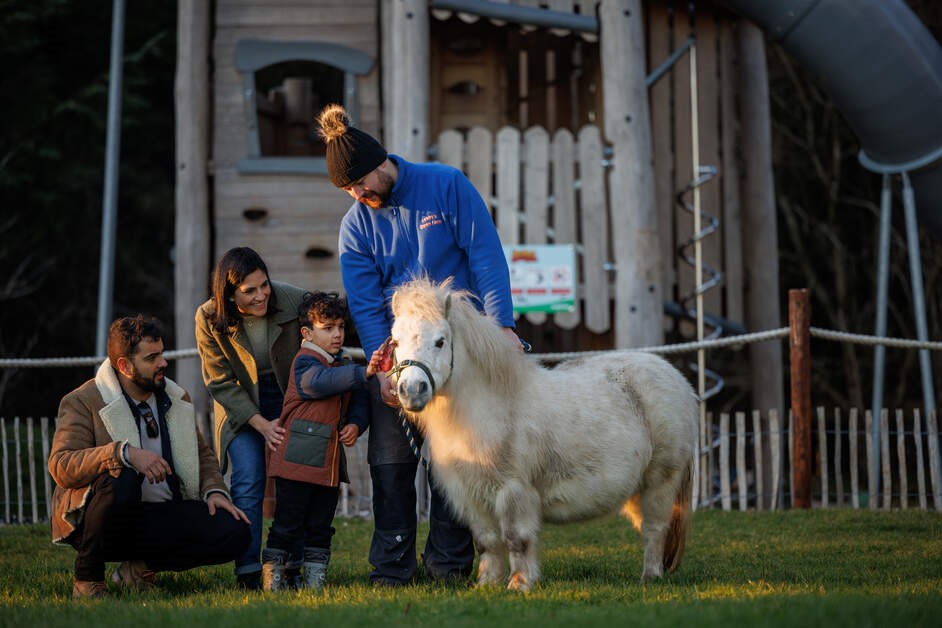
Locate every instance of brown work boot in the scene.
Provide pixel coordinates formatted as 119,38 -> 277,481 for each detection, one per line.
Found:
111,560 -> 157,590
73,579 -> 109,598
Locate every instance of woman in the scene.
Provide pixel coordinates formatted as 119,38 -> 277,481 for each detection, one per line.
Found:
195,247 -> 307,589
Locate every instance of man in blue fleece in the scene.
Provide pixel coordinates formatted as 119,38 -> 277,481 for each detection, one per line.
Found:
318,104 -> 520,586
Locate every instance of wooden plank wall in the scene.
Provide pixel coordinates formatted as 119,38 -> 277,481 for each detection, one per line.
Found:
212,0 -> 380,293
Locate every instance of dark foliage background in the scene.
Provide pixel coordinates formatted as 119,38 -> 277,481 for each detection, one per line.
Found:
767,0 -> 942,413
0,1 -> 177,415
0,0 -> 939,419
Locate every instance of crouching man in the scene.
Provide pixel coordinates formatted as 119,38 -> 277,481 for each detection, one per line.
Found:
49,315 -> 251,598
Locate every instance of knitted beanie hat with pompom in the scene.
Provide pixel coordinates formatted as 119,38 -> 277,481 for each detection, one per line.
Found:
317,104 -> 387,188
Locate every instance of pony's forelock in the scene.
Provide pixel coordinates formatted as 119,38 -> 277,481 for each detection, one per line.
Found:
392,278 -> 525,397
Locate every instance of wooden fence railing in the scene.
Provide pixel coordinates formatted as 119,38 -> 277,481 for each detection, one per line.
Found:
4,407 -> 939,523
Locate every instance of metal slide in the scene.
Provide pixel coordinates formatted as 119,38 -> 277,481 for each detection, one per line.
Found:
719,0 -> 942,236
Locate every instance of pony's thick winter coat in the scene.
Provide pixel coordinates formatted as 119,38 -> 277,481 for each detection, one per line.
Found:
390,279 -> 698,591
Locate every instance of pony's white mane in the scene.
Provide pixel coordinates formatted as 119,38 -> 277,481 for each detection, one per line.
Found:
392,278 -> 527,399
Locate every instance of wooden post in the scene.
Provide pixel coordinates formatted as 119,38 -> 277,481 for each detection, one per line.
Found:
174,0 -> 211,437
849,408 -> 860,508
817,407 -> 828,508
27,418 -> 37,523
599,0 -> 663,349
770,409 -> 781,510
914,409 -> 927,510
881,409 -> 891,509
735,411 -> 747,511
896,409 -> 908,510
834,408 -> 844,506
929,410 -> 941,511
1,418 -> 8,522
14,417 -> 22,522
789,289 -> 812,508
720,412 -> 731,511
865,410 -> 876,509
41,417 -> 51,521
752,409 -> 764,510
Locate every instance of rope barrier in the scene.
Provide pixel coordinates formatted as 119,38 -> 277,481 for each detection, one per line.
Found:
1,327 -> 940,369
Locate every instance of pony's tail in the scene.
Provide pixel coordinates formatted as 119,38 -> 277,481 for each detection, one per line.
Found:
662,461 -> 693,573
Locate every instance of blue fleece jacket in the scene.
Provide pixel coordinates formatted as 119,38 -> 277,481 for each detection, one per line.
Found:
338,155 -> 514,357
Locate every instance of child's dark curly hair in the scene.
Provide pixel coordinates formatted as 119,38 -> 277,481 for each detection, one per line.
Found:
298,291 -> 348,325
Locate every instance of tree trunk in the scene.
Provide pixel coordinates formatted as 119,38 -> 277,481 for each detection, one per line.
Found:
738,20 -> 784,507
174,0 -> 211,438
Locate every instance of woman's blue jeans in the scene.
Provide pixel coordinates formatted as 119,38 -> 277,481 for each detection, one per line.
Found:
228,427 -> 267,575
228,372 -> 284,575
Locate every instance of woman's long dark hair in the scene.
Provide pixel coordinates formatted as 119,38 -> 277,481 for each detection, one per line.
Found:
210,247 -> 278,332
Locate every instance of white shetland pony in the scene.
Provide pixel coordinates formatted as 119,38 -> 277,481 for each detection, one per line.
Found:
389,278 -> 699,592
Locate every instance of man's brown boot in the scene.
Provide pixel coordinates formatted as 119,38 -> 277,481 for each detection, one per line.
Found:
73,579 -> 109,598
111,560 -> 157,590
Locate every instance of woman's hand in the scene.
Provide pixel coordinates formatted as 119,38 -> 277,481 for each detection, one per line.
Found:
248,413 -> 285,451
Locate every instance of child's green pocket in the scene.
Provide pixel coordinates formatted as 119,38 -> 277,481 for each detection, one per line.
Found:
284,419 -> 332,467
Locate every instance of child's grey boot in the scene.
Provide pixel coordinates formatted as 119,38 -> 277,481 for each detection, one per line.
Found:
302,547 -> 331,590
261,548 -> 288,592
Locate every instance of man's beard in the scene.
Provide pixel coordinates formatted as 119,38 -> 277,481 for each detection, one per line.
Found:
132,369 -> 166,393
362,169 -> 395,208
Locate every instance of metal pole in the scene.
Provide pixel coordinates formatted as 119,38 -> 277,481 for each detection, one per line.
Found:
94,0 -> 126,358
901,172 -> 938,415
901,172 -> 941,491
869,173 -> 892,501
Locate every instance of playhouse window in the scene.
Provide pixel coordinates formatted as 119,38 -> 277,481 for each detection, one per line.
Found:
235,39 -> 374,175
254,61 -> 343,158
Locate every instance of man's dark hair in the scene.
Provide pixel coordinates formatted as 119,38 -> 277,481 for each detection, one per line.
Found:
107,315 -> 164,365
210,246 -> 278,332
299,291 -> 348,326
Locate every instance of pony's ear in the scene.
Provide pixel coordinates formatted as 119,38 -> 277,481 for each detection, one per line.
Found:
391,289 -> 403,316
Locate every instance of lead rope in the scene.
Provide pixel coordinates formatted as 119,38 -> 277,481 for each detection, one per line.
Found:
399,408 -> 430,471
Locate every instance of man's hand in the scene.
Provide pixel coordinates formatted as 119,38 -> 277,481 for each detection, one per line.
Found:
339,424 -> 360,447
127,447 -> 174,484
206,492 -> 251,523
249,414 -> 285,451
503,327 -> 525,352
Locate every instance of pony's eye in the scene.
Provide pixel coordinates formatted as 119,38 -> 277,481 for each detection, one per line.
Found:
435,337 -> 445,348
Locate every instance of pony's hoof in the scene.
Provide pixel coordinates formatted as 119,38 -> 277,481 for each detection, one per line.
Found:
507,572 -> 531,592
640,569 -> 664,584
476,573 -> 503,587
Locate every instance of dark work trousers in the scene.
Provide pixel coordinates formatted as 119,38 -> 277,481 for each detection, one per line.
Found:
369,462 -> 475,584
70,468 -> 250,582
266,477 -> 338,552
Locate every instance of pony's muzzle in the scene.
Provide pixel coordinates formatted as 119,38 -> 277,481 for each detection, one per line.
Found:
397,376 -> 431,412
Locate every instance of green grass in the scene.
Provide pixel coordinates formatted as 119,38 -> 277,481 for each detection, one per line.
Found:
1,510 -> 940,627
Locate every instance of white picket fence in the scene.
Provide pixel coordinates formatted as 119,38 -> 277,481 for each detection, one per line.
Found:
695,408 -> 941,512
3,407 -> 939,523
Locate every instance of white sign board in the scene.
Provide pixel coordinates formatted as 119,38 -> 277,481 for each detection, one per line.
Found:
503,244 -> 576,313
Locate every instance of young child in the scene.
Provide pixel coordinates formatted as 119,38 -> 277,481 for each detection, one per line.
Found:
262,291 -> 384,591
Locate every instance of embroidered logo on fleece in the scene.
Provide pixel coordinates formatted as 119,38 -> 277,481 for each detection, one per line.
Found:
419,213 -> 444,230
